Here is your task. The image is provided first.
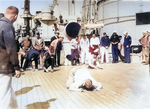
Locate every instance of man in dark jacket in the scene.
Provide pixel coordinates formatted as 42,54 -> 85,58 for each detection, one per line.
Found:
110,31 -> 120,63
50,31 -> 62,67
123,31 -> 132,63
0,6 -> 21,109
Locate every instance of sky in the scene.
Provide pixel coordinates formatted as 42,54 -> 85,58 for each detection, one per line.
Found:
0,0 -> 53,15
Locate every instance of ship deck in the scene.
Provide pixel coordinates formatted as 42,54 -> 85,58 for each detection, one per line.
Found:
12,63 -> 150,109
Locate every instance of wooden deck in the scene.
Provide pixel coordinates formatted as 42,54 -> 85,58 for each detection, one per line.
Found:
12,63 -> 150,109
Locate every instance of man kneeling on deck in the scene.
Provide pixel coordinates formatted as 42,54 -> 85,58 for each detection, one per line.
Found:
66,67 -> 102,92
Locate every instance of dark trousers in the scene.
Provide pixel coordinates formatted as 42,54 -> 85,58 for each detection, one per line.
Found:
112,45 -> 118,62
21,55 -> 31,69
56,50 -> 60,65
124,47 -> 131,63
54,50 -> 61,66
44,56 -> 54,69
118,49 -> 124,62
23,53 -> 39,70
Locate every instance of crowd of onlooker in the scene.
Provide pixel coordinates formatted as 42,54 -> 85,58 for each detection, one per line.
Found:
17,31 -> 64,73
67,30 -> 150,69
16,30 -> 150,73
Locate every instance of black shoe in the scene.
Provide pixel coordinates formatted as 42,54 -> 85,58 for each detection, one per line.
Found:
58,64 -> 62,66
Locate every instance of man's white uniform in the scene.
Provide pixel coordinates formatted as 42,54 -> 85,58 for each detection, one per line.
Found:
90,37 -> 100,48
89,36 -> 101,68
80,37 -> 89,64
66,67 -> 102,91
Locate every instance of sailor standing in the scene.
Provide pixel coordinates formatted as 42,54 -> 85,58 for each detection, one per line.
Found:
100,32 -> 110,63
123,31 -> 132,63
80,35 -> 89,64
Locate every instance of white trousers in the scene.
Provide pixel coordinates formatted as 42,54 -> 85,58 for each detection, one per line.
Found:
66,67 -> 81,88
0,74 -> 18,109
81,49 -> 89,64
100,46 -> 109,63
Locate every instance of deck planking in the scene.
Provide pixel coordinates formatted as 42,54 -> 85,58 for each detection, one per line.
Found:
12,63 -> 150,109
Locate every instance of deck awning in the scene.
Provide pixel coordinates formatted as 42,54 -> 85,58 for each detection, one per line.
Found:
33,12 -> 56,26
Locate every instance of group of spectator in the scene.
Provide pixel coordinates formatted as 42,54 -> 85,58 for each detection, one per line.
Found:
17,31 -> 64,72
18,30 -> 149,72
68,31 -> 140,68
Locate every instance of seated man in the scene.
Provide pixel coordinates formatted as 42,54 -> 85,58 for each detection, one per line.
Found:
66,67 -> 102,91
18,36 -> 32,71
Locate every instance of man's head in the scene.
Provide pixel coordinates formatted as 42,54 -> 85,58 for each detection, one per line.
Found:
75,36 -> 79,41
124,31 -> 128,37
142,31 -> 146,36
103,32 -> 107,36
36,33 -> 40,39
83,35 -> 87,39
113,31 -> 117,35
92,34 -> 96,38
85,79 -> 93,89
119,35 -> 122,40
5,6 -> 19,23
54,31 -> 59,37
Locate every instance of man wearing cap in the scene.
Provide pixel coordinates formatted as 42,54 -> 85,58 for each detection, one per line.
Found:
100,32 -> 110,63
139,31 -> 149,65
50,31 -> 62,67
110,31 -> 120,63
66,67 -> 102,91
0,6 -> 21,109
123,31 -> 132,63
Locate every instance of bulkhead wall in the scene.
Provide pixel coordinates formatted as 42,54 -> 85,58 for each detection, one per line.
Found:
97,0 -> 150,45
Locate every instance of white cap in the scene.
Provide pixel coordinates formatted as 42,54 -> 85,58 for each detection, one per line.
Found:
124,31 -> 128,34
54,31 -> 59,34
113,31 -> 117,33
